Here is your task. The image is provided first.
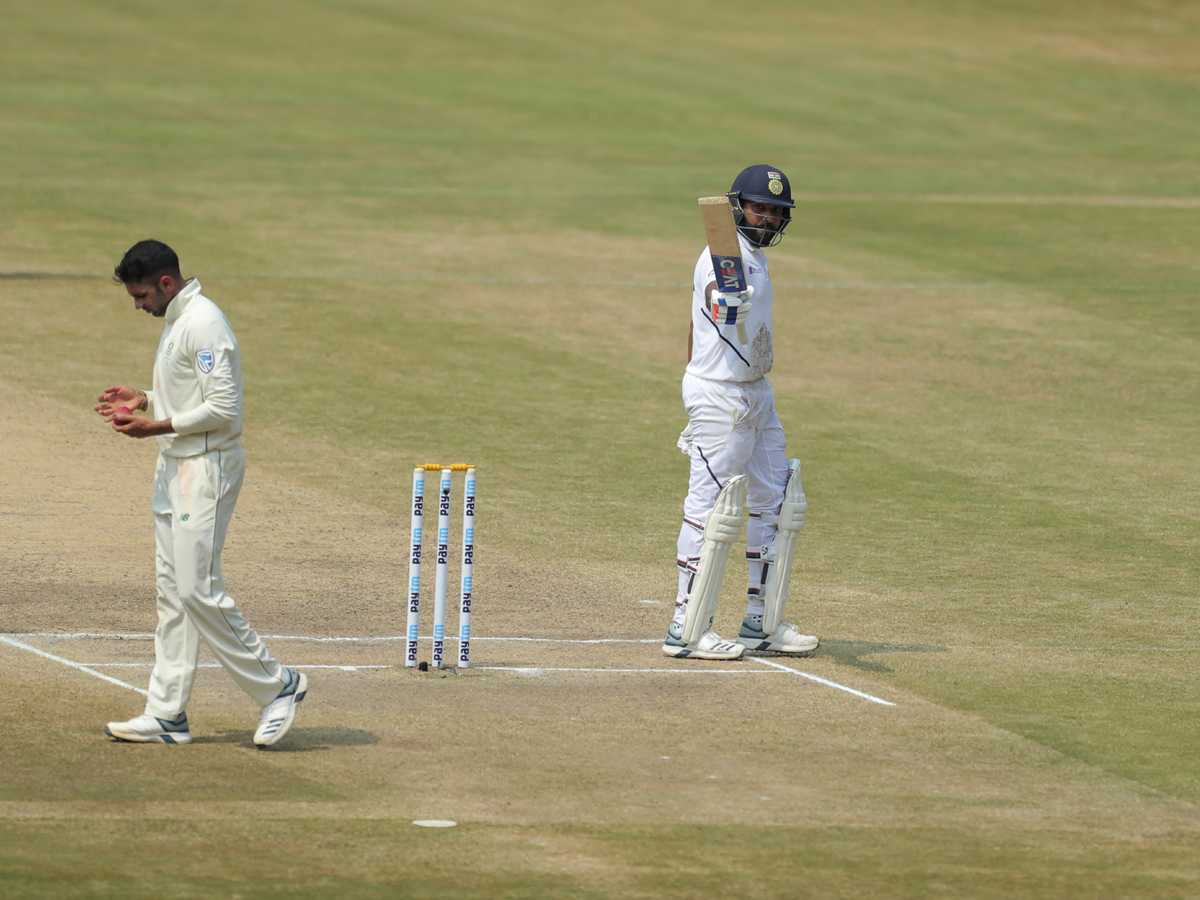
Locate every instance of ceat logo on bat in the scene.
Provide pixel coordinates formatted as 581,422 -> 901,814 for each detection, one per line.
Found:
715,256 -> 745,291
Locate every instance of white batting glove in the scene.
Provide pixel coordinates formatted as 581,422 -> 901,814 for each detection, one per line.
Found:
676,422 -> 695,456
709,285 -> 754,325
712,285 -> 754,305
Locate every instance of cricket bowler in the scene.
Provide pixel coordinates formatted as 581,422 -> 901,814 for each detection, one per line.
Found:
95,240 -> 307,747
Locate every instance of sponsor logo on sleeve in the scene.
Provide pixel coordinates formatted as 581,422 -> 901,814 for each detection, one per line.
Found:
196,349 -> 215,373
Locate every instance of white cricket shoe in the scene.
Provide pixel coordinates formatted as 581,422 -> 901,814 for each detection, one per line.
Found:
738,617 -> 819,654
662,623 -> 745,660
105,712 -> 192,744
254,669 -> 307,748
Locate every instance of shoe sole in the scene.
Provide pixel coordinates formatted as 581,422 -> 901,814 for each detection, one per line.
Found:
104,725 -> 193,744
254,673 -> 307,748
662,644 -> 745,660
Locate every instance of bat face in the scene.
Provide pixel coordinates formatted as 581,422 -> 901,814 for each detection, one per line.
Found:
698,196 -> 751,344
699,196 -> 747,293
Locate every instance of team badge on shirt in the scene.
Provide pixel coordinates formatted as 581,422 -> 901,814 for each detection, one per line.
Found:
196,349 -> 215,373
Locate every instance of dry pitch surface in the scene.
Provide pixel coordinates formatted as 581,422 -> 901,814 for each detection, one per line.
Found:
3,380 -> 1199,896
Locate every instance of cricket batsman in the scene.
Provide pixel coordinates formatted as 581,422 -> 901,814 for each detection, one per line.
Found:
664,165 -> 819,660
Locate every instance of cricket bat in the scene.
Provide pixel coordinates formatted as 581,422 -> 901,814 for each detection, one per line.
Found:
698,195 -> 749,344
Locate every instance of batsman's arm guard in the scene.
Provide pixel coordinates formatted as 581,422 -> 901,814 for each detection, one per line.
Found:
761,459 -> 806,635
681,474 -> 748,645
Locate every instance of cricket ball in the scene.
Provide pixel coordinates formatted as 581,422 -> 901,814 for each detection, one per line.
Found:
115,407 -> 133,416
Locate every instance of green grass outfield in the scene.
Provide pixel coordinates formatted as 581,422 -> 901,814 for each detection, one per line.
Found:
1,0 -> 1198,897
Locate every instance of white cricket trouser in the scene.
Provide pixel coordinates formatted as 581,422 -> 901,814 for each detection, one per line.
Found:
145,446 -> 287,718
674,372 -> 790,626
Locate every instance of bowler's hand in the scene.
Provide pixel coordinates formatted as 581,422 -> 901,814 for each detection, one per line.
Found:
95,385 -> 143,420
111,411 -> 174,439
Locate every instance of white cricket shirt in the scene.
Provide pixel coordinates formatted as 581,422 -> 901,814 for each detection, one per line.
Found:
685,233 -> 774,383
143,279 -> 243,458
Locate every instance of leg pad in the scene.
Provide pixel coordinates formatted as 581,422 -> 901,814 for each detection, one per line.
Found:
681,475 -> 748,644
761,460 -> 806,635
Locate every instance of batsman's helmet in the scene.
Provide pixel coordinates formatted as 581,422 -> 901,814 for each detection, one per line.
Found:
728,164 -> 794,247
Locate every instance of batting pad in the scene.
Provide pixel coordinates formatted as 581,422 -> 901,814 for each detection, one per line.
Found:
761,459 -> 806,635
681,474 -> 748,645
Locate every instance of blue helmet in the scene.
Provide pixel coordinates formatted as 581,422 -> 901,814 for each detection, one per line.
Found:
728,165 -> 794,247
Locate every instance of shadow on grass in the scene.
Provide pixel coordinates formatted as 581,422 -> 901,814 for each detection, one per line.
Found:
197,726 -> 381,752
816,640 -> 949,674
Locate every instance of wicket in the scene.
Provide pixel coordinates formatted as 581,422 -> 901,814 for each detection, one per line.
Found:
407,464 -> 476,669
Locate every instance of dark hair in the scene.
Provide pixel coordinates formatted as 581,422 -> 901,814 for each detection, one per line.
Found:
113,240 -> 181,284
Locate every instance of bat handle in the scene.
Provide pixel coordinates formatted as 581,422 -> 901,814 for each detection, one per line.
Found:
736,321 -> 749,344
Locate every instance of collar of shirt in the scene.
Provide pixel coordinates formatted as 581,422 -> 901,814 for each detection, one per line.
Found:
165,278 -> 203,324
736,233 -> 767,264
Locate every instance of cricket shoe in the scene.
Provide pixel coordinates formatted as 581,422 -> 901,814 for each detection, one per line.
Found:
105,712 -> 192,744
662,623 -> 745,660
254,669 -> 307,748
738,617 -> 819,655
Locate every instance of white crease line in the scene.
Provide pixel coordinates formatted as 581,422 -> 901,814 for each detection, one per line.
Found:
80,663 -> 391,671
476,667 -> 788,675
1,634 -> 894,702
453,636 -> 660,644
12,633 -> 662,645
262,636 -> 662,644
82,662 -> 781,677
0,634 -> 148,697
749,656 -> 896,706
265,636 -> 662,645
18,634 -> 1193,653
263,635 -> 403,642
11,633 -> 405,643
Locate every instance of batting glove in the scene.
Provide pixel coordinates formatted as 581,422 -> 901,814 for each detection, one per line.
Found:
676,422 -> 695,456
709,285 -> 754,325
